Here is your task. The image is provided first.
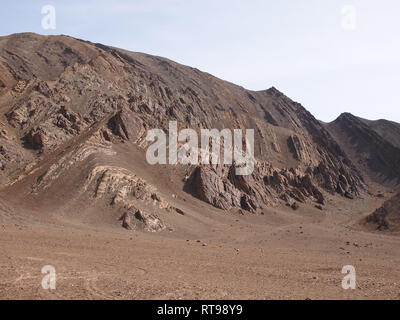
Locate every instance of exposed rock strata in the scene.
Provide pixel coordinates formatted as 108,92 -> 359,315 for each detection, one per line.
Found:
0,33 -> 393,230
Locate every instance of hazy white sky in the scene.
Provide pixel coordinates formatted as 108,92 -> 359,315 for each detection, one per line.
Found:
1,0 -> 399,122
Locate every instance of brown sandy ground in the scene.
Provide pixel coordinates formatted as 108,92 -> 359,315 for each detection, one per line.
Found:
1,194 -> 399,300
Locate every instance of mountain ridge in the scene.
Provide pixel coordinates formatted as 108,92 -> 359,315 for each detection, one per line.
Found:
0,32 -> 398,233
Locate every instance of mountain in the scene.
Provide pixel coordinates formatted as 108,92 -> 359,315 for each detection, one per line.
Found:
361,118 -> 400,149
326,113 -> 400,187
0,33 -> 397,232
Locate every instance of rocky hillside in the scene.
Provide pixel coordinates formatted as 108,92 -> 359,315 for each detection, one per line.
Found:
366,193 -> 400,231
0,33 -> 396,231
361,118 -> 400,149
326,113 -> 400,187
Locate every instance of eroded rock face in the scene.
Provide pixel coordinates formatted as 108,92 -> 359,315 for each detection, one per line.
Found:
109,108 -> 144,142
134,209 -> 165,232
185,162 -> 331,213
287,135 -> 308,162
120,210 -> 135,230
21,105 -> 85,151
187,166 -> 242,211
120,208 -> 165,232
84,165 -> 170,231
313,161 -> 363,198
86,166 -> 170,209
24,129 -> 45,150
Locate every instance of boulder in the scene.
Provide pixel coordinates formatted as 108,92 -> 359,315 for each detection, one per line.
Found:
120,210 -> 135,230
120,208 -> 165,232
134,209 -> 165,232
110,108 -> 143,141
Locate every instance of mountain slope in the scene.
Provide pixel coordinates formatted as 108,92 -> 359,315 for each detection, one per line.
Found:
326,113 -> 400,187
366,193 -> 400,231
0,32 -> 392,231
361,118 -> 400,149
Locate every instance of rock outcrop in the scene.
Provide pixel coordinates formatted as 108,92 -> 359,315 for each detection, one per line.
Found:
185,162 -> 330,213
120,208 -> 165,232
108,108 -> 144,142
366,193 -> 400,230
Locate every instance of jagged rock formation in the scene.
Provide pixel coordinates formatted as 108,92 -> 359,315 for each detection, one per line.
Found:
120,208 -> 165,232
185,160 -> 334,213
108,107 -> 144,142
0,33 -> 397,230
85,165 -> 172,212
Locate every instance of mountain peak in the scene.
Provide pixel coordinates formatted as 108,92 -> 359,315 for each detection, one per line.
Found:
265,86 -> 284,96
335,112 -> 357,121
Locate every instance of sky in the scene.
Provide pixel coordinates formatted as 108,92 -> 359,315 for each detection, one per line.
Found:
1,0 -> 399,122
